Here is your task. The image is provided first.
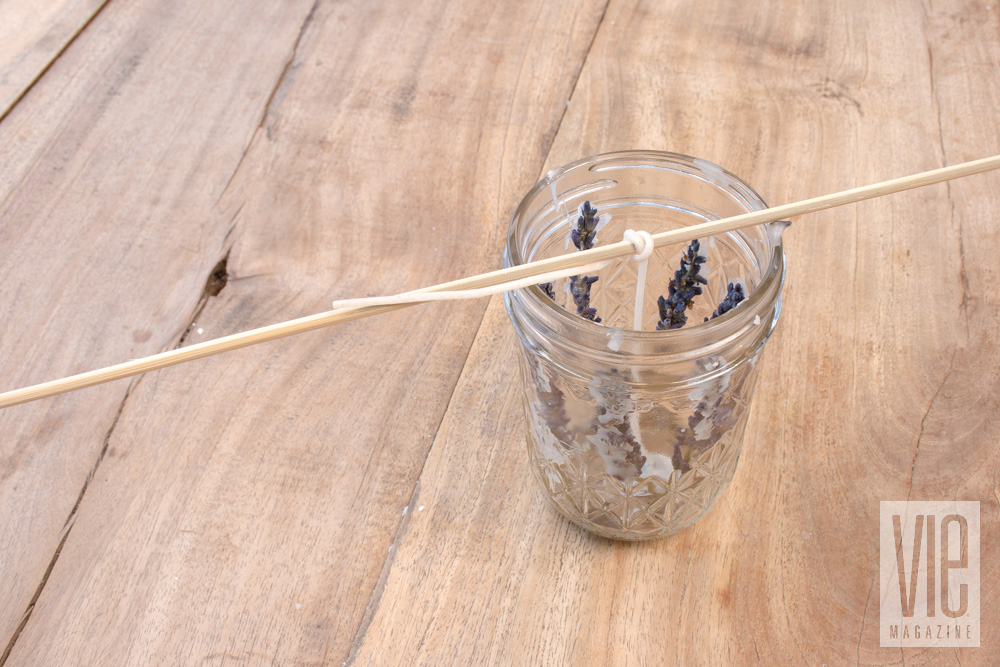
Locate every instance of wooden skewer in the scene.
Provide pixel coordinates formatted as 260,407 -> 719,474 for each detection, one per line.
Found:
2,154 -> 999,409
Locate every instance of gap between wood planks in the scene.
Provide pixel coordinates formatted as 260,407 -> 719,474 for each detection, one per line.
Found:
537,0 -> 611,171
0,0 -> 115,124
0,245 -> 236,665
342,2 -> 612,662
0,2 -> 125,659
342,307 -> 491,664
0,157 -> 240,667
926,39 -> 972,340
215,0 -> 321,206
0,0 -> 323,656
1,0 -> 611,658
0,383 -> 133,666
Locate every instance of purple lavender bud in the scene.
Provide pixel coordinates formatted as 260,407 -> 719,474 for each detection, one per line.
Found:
571,200 -> 600,251
562,200 -> 603,322
570,274 -> 601,322
656,239 -> 706,330
704,282 -> 746,321
538,282 -> 556,300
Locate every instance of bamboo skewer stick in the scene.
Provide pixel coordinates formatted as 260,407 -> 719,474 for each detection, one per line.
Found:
2,154 -> 1000,409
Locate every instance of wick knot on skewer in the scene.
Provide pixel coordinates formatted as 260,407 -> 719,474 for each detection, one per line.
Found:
622,229 -> 654,262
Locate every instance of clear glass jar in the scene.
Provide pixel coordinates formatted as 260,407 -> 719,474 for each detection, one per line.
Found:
504,151 -> 786,540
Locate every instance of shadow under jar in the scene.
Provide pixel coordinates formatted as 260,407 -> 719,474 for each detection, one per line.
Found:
504,151 -> 786,541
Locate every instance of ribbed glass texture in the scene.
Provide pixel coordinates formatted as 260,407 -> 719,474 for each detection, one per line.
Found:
504,151 -> 786,540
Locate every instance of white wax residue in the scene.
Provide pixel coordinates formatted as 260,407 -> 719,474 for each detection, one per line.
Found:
588,375 -> 635,421
754,315 -> 761,325
692,157 -> 728,186
548,170 -> 561,215
529,399 -> 566,464
641,453 -> 675,479
693,416 -> 713,440
607,328 -> 624,352
688,355 -> 730,404
587,429 -> 630,479
766,220 -> 791,247
593,213 -> 611,244
708,235 -> 716,248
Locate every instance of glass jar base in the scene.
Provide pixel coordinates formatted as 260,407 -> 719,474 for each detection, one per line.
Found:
528,441 -> 742,541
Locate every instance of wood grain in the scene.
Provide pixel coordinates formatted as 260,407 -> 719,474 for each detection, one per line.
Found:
349,0 -> 1000,664
0,0 -> 108,119
3,0 -> 608,664
0,0 -> 321,655
2,0 -> 997,663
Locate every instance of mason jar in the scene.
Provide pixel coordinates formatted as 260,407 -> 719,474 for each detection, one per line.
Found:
503,151 -> 786,540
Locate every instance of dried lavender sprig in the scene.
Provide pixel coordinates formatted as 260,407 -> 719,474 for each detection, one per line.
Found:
537,201 -> 603,308
671,366 -> 740,474
570,275 -> 601,322
567,200 -> 602,322
571,200 -> 601,251
532,202 -> 606,478
655,239 -> 707,330
603,422 -> 646,478
589,369 -> 645,478
538,374 -> 572,444
705,282 -> 745,321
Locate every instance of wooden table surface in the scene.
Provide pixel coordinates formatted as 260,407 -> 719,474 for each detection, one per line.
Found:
1,0 -> 997,664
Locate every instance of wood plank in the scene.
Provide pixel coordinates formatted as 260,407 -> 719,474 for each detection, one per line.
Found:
349,0 -> 1000,663
0,0 -> 320,655
4,0 -> 608,664
0,0 -> 108,119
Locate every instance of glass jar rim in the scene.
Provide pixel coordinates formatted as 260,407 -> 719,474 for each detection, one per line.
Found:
505,150 -> 785,360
